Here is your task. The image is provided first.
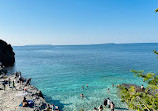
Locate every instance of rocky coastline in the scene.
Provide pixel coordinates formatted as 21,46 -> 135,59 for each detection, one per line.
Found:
0,39 -> 15,67
0,71 -> 58,111
0,39 -> 59,111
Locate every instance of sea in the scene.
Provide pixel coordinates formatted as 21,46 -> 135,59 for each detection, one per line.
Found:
7,43 -> 158,111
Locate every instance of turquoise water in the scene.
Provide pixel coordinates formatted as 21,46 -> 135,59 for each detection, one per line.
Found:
8,43 -> 158,111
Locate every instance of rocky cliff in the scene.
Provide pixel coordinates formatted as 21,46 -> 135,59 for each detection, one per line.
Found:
0,39 -> 15,66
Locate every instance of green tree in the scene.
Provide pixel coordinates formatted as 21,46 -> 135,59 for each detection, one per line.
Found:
118,7 -> 158,111
118,51 -> 158,111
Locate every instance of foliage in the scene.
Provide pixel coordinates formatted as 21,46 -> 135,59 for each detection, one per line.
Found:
118,51 -> 158,111
154,50 -> 158,58
131,70 -> 158,87
118,85 -> 158,111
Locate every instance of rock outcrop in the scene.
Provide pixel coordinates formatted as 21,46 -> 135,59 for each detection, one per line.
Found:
0,75 -> 50,111
0,39 -> 15,67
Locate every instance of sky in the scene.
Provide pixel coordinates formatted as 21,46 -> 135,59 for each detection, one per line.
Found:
0,0 -> 158,46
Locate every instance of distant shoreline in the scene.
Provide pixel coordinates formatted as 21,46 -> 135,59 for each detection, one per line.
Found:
12,42 -> 158,47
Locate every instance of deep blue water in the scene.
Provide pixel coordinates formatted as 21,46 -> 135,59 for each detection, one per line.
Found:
8,43 -> 158,111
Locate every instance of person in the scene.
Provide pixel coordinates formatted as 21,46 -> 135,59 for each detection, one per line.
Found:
81,94 -> 84,99
141,85 -> 144,91
112,84 -> 114,87
24,89 -> 27,92
19,71 -> 21,76
87,83 -> 88,87
3,81 -> 5,91
39,91 -> 44,98
141,85 -> 143,89
8,78 -> 10,86
22,97 -> 28,107
82,86 -> 84,89
19,75 -> 23,84
110,102 -> 115,111
46,104 -> 51,111
94,107 -> 98,111
15,72 -> 18,78
52,104 -> 56,110
12,80 -> 16,90
103,99 -> 107,106
25,78 -> 31,86
116,84 -> 121,87
107,98 -> 111,108
108,88 -> 110,93
13,80 -> 15,87
52,104 -> 59,111
98,105 -> 103,111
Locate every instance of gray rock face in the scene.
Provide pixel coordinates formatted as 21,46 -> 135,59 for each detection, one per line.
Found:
0,39 -> 15,67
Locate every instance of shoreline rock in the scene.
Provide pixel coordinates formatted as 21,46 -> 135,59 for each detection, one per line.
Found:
0,74 -> 54,111
0,39 -> 15,67
117,83 -> 145,92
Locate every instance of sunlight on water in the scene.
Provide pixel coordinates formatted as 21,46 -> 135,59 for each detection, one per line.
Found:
9,44 -> 158,111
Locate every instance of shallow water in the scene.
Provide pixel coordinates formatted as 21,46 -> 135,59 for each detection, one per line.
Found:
8,43 -> 158,111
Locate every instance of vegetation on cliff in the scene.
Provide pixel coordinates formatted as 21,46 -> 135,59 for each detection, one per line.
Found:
118,9 -> 158,111
118,51 -> 158,111
0,39 -> 15,67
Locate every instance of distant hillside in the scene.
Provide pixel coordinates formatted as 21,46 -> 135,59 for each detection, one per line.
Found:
0,39 -> 15,67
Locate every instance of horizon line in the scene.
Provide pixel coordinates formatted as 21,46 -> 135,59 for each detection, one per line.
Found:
12,42 -> 158,47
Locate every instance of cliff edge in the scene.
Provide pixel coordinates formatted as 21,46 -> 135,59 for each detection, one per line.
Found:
0,39 -> 15,67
